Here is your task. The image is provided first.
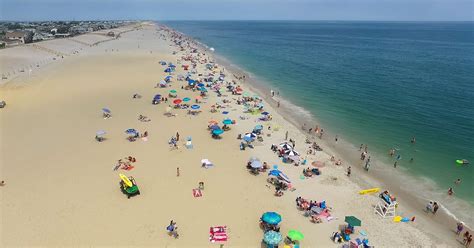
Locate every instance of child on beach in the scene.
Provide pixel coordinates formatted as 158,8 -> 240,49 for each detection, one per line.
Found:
457,222 -> 464,235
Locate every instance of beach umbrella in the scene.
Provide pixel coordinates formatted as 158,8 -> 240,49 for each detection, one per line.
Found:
188,81 -> 196,86
165,75 -> 172,79
183,97 -> 191,102
210,125 -> 220,130
311,161 -> 325,168
191,104 -> 200,110
195,95 -> 202,100
125,128 -> 137,135
251,160 -> 263,169
96,130 -> 106,136
198,83 -> 205,87
279,142 -> 293,150
262,111 -> 270,115
169,89 -> 177,94
285,150 -> 300,156
102,108 -> 111,113
254,124 -> 263,130
243,135 -> 254,142
345,216 -> 362,227
212,129 -> 224,135
153,94 -> 161,100
263,231 -> 282,246
268,169 -> 282,177
222,111 -> 229,115
287,230 -> 304,241
222,119 -> 233,125
173,99 -> 182,105
278,172 -> 291,183
261,212 -> 282,225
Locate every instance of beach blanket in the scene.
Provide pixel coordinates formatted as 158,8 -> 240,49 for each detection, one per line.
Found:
193,188 -> 202,197
209,226 -> 227,242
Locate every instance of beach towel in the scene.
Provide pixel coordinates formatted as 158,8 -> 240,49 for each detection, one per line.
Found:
209,226 -> 227,242
193,188 -> 202,197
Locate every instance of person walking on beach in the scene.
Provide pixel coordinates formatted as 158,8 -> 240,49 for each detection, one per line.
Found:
285,131 -> 288,140
177,167 -> 180,177
432,202 -> 439,215
426,201 -> 433,212
335,135 -> 338,143
364,144 -> 368,153
456,222 -> 464,235
176,132 -> 180,141
394,161 -> 398,168
277,101 -> 280,108
389,148 -> 395,157
347,166 -> 351,177
359,144 -> 363,151
466,234 -> 472,248
167,220 -> 179,238
365,157 -> 371,171
319,129 -> 324,139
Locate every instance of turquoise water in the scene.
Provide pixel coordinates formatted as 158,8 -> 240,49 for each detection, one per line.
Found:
163,21 -> 474,209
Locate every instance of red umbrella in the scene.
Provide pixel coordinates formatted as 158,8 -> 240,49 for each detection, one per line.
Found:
173,99 -> 182,105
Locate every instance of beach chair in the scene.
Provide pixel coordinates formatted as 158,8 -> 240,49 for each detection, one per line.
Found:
185,136 -> 193,149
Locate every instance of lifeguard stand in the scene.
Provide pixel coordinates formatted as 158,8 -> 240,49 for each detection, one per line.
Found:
374,199 -> 396,218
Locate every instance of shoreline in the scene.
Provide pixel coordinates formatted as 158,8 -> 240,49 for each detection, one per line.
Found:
160,23 -> 472,241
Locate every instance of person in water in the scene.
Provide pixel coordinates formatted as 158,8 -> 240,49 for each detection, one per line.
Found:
448,187 -> 454,195
411,136 -> 416,144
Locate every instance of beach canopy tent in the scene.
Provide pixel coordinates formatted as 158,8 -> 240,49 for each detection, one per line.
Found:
345,216 -> 362,227
287,230 -> 304,241
102,108 -> 111,113
261,212 -> 282,225
191,104 -> 200,110
263,231 -> 282,246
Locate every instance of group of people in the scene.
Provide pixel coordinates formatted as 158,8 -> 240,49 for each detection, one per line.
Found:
456,223 -> 472,248
295,196 -> 331,224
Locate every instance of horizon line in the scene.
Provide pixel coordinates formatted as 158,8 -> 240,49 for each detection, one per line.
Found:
1,19 -> 473,23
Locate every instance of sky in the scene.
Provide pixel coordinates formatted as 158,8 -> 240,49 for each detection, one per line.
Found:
0,0 -> 473,21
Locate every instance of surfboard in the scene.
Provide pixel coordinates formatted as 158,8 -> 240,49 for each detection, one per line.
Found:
359,188 -> 380,195
119,174 -> 133,187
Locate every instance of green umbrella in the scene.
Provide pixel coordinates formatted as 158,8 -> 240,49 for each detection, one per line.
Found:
169,90 -> 177,93
287,230 -> 304,241
345,216 -> 362,227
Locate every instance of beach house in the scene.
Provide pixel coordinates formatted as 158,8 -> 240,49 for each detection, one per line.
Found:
5,30 -> 33,44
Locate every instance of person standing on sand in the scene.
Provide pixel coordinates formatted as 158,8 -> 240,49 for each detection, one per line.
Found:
457,222 -> 464,235
177,167 -> 180,177
359,144 -> 363,151
335,135 -> 338,143
277,101 -> 280,108
394,161 -> 398,168
347,166 -> 351,177
285,131 -> 288,140
319,129 -> 324,139
176,132 -> 180,141
432,202 -> 439,214
0,180 -> 5,186
463,232 -> 471,246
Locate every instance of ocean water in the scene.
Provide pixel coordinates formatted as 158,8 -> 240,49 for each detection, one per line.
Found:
163,21 -> 474,220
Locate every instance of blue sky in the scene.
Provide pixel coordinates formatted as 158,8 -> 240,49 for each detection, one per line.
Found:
1,0 -> 473,21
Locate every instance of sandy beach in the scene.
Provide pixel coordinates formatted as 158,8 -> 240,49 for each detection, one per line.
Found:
0,22 -> 469,247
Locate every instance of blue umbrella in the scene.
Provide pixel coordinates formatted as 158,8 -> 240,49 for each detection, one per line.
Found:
191,104 -> 200,110
198,83 -> 205,87
199,87 -> 207,92
153,94 -> 161,100
210,125 -> 220,130
222,119 -> 233,125
251,160 -> 263,168
243,135 -> 254,142
125,128 -> 137,134
222,111 -> 229,115
188,81 -> 195,86
268,169 -> 282,177
165,75 -> 172,79
183,97 -> 191,102
254,124 -> 263,130
261,212 -> 282,225
262,111 -> 270,115
212,129 -> 224,135
102,108 -> 111,113
96,130 -> 106,136
263,231 -> 283,246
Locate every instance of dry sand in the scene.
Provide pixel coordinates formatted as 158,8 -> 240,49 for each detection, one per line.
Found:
0,23 -> 464,247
